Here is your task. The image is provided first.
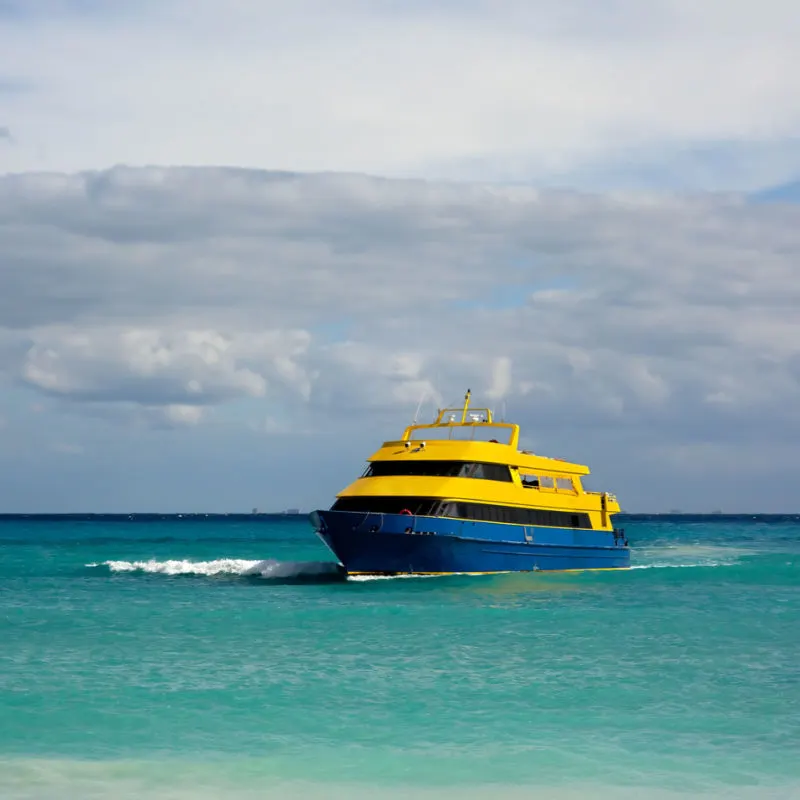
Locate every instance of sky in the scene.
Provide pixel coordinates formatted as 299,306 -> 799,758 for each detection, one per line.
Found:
1,0 -> 799,512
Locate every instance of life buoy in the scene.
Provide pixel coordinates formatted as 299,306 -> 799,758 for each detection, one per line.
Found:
400,508 -> 413,516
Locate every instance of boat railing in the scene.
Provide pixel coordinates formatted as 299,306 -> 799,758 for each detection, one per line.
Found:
404,422 -> 517,444
586,491 -> 618,502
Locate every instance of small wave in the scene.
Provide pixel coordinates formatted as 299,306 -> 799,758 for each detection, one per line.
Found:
657,544 -> 753,558
630,543 -> 748,571
86,558 -> 346,582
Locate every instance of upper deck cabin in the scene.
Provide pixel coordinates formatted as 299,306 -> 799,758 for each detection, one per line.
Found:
336,391 -> 620,528
367,390 -> 590,479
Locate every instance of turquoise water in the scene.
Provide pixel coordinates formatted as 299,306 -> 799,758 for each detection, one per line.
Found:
1,515 -> 799,799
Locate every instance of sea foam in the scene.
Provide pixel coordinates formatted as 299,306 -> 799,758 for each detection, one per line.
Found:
86,558 -> 344,580
2,758 -> 797,800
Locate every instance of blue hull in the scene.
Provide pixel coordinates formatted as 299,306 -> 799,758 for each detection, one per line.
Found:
311,510 -> 630,574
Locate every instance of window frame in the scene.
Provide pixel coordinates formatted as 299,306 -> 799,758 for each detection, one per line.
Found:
362,460 -> 513,482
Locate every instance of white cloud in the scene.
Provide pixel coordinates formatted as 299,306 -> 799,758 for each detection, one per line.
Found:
2,1 -> 800,188
0,167 -> 798,437
162,404 -> 203,426
21,328 -> 270,403
487,357 -> 512,400
0,165 -> 799,510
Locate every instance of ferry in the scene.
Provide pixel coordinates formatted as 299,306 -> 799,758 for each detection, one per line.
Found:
310,391 -> 629,575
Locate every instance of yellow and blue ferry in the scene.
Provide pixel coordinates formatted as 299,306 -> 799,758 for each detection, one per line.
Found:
310,391 -> 629,575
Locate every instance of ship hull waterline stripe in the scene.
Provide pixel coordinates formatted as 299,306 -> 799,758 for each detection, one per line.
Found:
346,566 -> 631,576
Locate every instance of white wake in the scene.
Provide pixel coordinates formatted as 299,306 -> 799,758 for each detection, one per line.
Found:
86,558 -> 344,580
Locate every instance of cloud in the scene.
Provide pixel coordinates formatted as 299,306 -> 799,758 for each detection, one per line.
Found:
1,166 -> 798,432
0,165 -> 799,509
152,404 -> 203,427
1,1 -> 799,189
63,399 -> 207,430
9,323 -> 315,426
486,357 -> 512,401
0,126 -> 12,142
21,328 -> 270,404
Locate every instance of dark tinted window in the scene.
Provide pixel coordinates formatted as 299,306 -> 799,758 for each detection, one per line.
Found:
331,496 -> 441,515
451,502 -> 591,529
364,461 -> 512,482
331,496 -> 592,529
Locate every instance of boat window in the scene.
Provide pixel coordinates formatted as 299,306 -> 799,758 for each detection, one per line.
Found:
407,428 -> 460,441
363,461 -> 512,482
556,477 -> 575,491
454,502 -> 592,529
539,476 -> 555,489
331,496 -> 441,515
487,463 -> 513,481
520,473 -> 540,488
408,426 -> 514,444
330,496 -> 592,529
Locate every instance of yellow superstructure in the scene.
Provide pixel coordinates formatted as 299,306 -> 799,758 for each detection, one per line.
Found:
335,391 -> 620,531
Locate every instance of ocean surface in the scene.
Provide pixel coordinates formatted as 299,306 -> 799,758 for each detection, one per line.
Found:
1,513 -> 799,799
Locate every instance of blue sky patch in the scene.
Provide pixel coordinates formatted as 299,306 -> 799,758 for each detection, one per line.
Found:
749,180 -> 800,204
